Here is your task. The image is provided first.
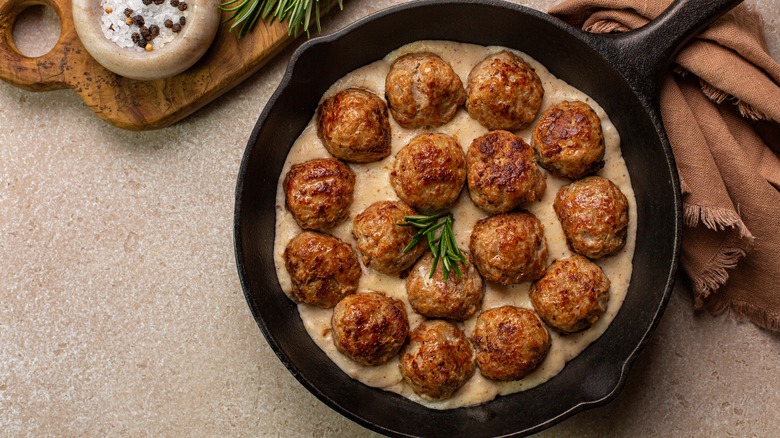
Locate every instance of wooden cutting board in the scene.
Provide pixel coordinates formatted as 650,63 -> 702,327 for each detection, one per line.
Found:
0,0 -> 320,130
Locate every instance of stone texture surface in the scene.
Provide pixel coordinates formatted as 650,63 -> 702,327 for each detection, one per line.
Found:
1,0 -> 778,436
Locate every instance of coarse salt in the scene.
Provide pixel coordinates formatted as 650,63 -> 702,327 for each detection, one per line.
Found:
100,0 -> 189,51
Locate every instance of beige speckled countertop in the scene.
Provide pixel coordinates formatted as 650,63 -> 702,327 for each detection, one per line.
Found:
2,0 -> 779,436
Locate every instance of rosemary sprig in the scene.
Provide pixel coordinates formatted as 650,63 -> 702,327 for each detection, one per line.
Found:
219,0 -> 343,39
398,212 -> 467,281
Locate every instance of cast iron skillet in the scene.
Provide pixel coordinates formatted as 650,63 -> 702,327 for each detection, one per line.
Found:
234,0 -> 741,436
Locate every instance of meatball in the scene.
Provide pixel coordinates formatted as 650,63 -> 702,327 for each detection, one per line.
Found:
390,133 -> 467,213
406,251 -> 484,321
532,100 -> 605,179
331,291 -> 409,366
530,255 -> 611,333
469,211 -> 548,285
399,320 -> 475,400
317,88 -> 391,163
467,130 -> 546,214
283,158 -> 356,230
284,231 -> 361,308
471,306 -> 551,381
352,201 -> 427,275
553,176 -> 629,259
385,52 -> 466,128
466,50 -> 544,130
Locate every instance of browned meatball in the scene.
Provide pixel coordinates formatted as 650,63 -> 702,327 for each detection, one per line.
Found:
284,231 -> 361,308
332,291 -> 409,366
467,130 -> 546,214
530,255 -> 611,333
553,176 -> 629,259
532,100 -> 605,179
469,211 -> 548,285
390,133 -> 466,213
317,88 -> 391,163
406,251 -> 484,321
399,320 -> 475,399
466,50 -> 544,130
283,158 -> 356,230
385,52 -> 466,128
471,306 -> 551,381
352,201 -> 427,275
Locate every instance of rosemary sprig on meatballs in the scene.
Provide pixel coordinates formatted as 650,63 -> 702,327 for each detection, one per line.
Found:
219,0 -> 343,39
398,212 -> 466,280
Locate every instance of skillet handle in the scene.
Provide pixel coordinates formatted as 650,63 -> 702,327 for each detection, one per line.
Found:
589,0 -> 743,103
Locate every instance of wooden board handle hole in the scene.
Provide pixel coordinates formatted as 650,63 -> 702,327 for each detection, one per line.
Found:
11,3 -> 61,57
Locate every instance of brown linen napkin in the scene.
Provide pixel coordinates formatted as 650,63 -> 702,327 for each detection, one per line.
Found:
549,0 -> 780,331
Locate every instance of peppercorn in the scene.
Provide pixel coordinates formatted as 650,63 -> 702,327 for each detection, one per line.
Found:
178,2 -> 187,11
170,0 -> 179,6
140,25 -> 150,40
149,24 -> 160,38
179,16 -> 186,26
142,0 -> 152,5
137,38 -> 146,48
164,18 -> 173,28
133,15 -> 144,26
131,32 -> 141,43
124,8 -> 133,17
153,0 -> 164,5
171,23 -> 182,33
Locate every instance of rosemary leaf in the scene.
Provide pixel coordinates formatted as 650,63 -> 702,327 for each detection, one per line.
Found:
402,234 -> 422,254
314,1 -> 321,33
451,259 -> 462,278
426,231 -> 437,253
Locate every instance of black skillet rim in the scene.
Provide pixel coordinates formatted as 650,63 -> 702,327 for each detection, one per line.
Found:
234,0 -> 682,436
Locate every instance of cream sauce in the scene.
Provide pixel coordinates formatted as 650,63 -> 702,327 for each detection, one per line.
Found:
272,41 -> 637,409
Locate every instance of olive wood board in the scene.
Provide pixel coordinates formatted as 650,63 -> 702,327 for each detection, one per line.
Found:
0,0 -> 336,130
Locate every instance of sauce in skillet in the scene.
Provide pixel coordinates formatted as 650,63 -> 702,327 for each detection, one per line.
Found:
273,40 -> 637,409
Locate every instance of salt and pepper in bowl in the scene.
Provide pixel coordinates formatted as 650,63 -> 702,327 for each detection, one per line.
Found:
72,0 -> 219,80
